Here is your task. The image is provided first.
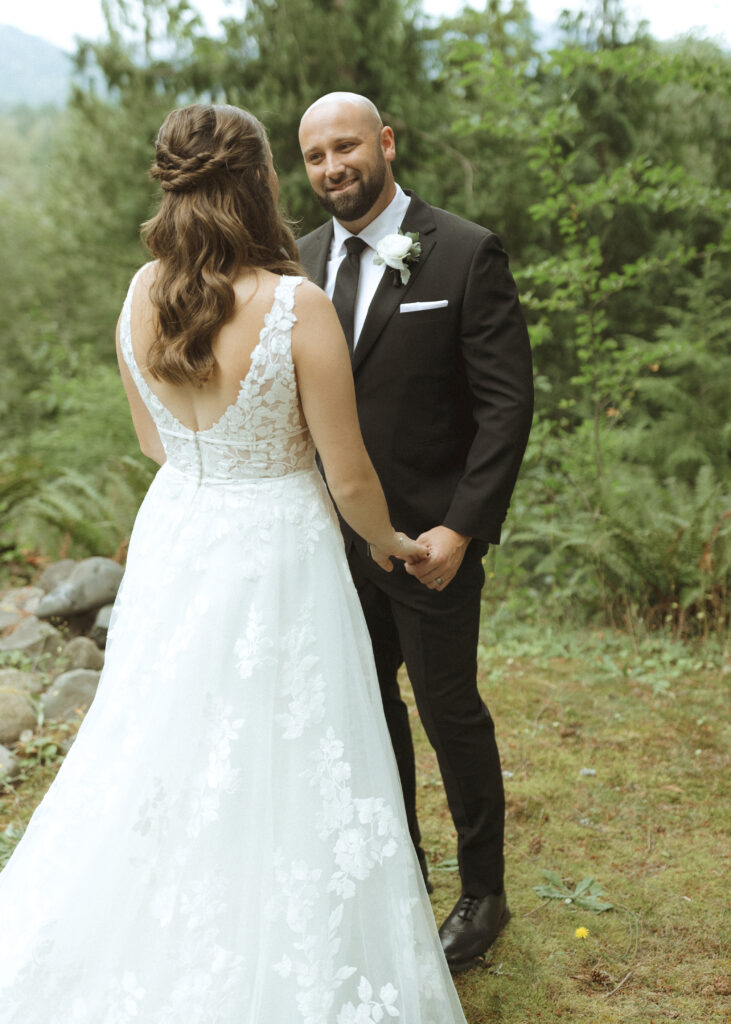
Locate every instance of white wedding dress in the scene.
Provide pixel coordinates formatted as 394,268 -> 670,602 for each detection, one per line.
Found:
0,272 -> 468,1024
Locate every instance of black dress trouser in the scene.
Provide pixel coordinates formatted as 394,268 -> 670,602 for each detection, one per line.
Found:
348,546 -> 505,897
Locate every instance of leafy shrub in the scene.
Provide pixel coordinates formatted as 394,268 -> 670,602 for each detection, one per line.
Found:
5,455 -> 154,562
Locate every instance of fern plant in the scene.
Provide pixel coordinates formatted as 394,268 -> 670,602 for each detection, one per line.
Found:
512,441 -> 730,634
8,456 -> 155,561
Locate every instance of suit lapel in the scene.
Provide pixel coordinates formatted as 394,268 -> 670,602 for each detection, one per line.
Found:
300,221 -> 332,288
352,192 -> 437,374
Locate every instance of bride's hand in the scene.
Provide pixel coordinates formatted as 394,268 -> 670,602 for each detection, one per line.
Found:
369,533 -> 429,572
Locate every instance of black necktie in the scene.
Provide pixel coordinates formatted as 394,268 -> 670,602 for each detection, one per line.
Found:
331,236 -> 368,354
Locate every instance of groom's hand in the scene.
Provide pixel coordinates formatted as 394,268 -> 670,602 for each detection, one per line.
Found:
405,526 -> 471,590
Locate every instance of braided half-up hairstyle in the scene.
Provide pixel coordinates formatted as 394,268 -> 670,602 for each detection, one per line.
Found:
142,104 -> 303,386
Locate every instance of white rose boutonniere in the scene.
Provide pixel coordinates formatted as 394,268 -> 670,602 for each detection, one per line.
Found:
374,230 -> 422,286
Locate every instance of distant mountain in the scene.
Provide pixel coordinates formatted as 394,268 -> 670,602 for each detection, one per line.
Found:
0,25 -> 71,109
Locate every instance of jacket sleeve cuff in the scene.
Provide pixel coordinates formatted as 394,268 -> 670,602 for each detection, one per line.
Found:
443,510 -> 502,547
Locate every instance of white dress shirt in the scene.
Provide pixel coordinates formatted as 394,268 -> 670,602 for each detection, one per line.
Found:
324,184 -> 412,349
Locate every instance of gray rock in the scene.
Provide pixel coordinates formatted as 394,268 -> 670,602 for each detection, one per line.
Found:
36,557 -> 124,620
57,636 -> 105,673
0,617 -> 63,661
0,585 -> 45,626
42,669 -> 101,721
0,743 -> 19,781
19,587 -> 44,615
0,606 -> 21,632
0,667 -> 44,696
38,559 -> 77,594
89,604 -> 114,648
0,586 -> 44,612
0,688 -> 37,745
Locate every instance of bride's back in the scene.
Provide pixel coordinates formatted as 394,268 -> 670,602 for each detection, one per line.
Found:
129,263 -> 283,434
125,102 -> 306,451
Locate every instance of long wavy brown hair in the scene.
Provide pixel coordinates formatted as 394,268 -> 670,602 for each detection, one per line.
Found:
142,104 -> 303,386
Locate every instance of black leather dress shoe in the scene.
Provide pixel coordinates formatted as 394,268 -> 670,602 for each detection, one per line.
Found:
438,890 -> 510,972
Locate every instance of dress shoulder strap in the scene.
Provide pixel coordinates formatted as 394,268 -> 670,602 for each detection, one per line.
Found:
271,274 -> 303,325
255,275 -> 303,368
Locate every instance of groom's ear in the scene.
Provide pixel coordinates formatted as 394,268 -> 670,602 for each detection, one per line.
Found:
380,126 -> 396,164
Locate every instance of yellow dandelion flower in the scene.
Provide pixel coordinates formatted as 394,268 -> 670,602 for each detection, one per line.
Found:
575,926 -> 589,939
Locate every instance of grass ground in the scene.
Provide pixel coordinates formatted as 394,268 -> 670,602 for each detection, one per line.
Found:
1,611 -> 729,1023
417,613 -> 730,1023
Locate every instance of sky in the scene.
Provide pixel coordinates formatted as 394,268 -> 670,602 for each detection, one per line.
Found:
1,0 -> 728,51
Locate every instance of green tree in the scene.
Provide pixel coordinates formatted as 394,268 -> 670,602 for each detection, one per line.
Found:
446,5 -> 731,630
2,0 -> 729,617
211,0 -> 440,231
426,0 -> 542,247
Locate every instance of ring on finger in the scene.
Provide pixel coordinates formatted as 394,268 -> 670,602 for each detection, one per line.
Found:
436,576 -> 444,586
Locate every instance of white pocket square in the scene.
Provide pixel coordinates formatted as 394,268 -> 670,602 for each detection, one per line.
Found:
399,300 -> 449,313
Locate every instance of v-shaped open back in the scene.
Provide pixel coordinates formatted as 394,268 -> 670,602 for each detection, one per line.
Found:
119,268 -> 315,483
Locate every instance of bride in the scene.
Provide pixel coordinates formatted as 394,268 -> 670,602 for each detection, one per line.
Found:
0,105 -> 469,1023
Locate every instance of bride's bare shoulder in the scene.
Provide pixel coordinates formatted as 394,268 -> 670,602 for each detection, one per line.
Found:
292,277 -> 335,318
291,280 -> 344,363
136,260 -> 159,291
125,261 -> 158,315
126,262 -> 159,331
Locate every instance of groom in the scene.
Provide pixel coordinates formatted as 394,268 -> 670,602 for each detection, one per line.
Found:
297,93 -> 533,971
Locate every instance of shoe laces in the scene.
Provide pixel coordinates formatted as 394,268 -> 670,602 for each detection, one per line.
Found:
456,895 -> 481,922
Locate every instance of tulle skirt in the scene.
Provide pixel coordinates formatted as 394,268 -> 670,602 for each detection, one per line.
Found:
0,464 -> 467,1024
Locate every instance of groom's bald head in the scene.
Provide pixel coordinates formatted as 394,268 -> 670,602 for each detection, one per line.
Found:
300,92 -> 383,135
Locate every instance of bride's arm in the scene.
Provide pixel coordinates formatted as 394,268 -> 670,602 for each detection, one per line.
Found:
291,281 -> 424,570
116,316 -> 166,466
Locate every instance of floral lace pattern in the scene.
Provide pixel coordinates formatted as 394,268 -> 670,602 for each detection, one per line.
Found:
0,267 -> 467,1023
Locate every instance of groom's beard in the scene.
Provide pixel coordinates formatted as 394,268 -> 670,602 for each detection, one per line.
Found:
316,160 -> 387,222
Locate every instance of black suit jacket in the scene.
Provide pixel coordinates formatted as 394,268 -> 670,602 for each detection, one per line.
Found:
298,190 -> 533,571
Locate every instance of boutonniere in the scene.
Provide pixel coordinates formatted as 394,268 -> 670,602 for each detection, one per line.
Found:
373,230 -> 422,287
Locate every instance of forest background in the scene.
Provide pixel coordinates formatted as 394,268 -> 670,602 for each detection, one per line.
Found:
0,2 -> 729,1020
0,0 -> 728,633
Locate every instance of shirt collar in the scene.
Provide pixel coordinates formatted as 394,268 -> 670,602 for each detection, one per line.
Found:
330,184 -> 411,257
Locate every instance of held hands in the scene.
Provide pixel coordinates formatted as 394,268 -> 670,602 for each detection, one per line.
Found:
404,526 -> 471,590
369,532 -> 429,573
369,525 -> 470,587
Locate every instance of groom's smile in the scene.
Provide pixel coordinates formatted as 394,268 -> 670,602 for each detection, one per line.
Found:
326,176 -> 359,194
